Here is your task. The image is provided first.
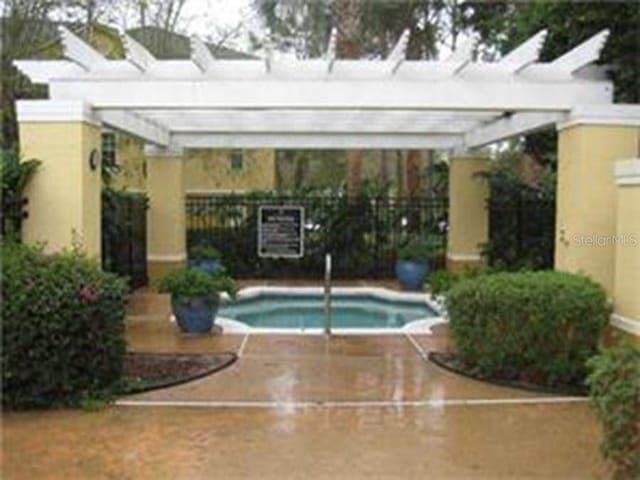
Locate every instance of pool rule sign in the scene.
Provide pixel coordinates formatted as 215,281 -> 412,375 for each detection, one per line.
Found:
258,206 -> 304,258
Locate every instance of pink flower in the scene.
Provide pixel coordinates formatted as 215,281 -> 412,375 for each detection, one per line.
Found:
79,285 -> 98,303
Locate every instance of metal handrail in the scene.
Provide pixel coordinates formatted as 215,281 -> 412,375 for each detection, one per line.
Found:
324,253 -> 332,336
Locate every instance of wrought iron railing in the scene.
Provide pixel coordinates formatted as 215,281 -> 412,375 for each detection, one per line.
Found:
186,194 -> 448,279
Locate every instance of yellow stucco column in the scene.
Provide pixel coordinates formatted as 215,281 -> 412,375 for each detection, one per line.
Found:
145,146 -> 187,280
17,100 -> 102,259
446,154 -> 490,273
555,120 -> 640,295
612,159 -> 640,341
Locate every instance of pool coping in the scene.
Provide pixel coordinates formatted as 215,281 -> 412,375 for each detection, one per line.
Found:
216,286 -> 448,336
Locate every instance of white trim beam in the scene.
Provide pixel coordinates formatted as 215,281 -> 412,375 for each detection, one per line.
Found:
171,132 -> 463,150
98,110 -> 170,146
551,29 -> 609,74
190,36 -> 215,73
465,111 -> 567,148
499,30 -> 547,73
50,78 -> 611,110
388,29 -> 410,74
58,26 -> 107,71
121,32 -> 156,72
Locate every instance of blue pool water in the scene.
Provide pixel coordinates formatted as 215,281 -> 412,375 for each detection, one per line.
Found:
218,293 -> 436,329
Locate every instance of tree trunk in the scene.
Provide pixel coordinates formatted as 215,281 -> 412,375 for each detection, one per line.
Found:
334,0 -> 364,198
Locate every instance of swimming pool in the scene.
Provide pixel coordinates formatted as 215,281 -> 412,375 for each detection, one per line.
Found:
217,287 -> 445,334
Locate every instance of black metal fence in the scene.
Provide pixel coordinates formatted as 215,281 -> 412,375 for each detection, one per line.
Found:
186,194 -> 448,279
1,197 -> 28,240
487,191 -> 555,270
102,192 -> 148,289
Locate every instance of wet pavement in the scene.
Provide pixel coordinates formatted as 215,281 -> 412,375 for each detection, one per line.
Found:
2,289 -> 608,479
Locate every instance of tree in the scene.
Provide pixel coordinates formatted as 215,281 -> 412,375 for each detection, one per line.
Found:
1,1 -> 63,149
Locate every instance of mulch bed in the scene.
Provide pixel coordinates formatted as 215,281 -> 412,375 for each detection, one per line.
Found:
120,351 -> 237,394
429,351 -> 588,396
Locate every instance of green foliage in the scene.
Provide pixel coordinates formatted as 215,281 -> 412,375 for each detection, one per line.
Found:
587,341 -> 640,479
0,148 -> 41,198
1,148 -> 41,238
464,1 -> 640,103
446,271 -> 610,387
428,267 -> 488,296
398,236 -> 444,262
155,268 -> 237,301
189,245 -> 222,261
1,242 -> 128,408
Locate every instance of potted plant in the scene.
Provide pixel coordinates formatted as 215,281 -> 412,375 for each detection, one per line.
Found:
156,268 -> 237,334
189,245 -> 224,275
395,236 -> 444,291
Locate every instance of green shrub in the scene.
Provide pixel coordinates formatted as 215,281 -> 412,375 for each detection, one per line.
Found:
428,267 -> 488,296
398,235 -> 444,262
155,267 -> 237,301
446,271 -> 610,386
587,341 -> 640,479
189,245 -> 222,261
1,243 -> 128,408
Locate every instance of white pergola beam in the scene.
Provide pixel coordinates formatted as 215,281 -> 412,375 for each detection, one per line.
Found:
136,109 -> 494,134
121,32 -> 156,72
190,36 -> 215,73
499,30 -> 547,73
388,28 -> 410,74
326,28 -> 337,73
465,111 -> 568,148
50,78 -> 611,111
171,132 -> 463,150
98,110 -> 170,146
57,26 -> 107,71
551,29 -> 609,74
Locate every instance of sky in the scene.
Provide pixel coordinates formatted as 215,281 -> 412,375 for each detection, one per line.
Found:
178,0 -> 259,51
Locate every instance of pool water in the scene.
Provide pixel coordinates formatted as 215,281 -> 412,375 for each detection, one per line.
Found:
218,293 -> 436,329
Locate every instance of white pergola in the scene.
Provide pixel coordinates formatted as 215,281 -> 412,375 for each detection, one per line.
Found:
16,26 -> 614,150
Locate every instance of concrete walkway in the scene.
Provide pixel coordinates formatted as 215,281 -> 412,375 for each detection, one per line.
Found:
2,291 -> 609,479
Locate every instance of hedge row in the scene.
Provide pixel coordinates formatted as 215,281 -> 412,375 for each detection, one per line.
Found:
446,271 -> 610,387
1,243 -> 128,408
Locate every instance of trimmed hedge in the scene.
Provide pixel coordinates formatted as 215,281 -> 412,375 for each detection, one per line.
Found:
587,341 -> 640,479
446,271 -> 610,387
1,243 -> 128,408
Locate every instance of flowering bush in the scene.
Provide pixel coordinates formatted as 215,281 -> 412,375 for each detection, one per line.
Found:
1,243 -> 128,408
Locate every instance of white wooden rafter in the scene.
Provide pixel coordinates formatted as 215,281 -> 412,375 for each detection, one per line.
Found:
13,28 -> 617,150
121,32 -> 156,72
551,29 -> 610,74
190,36 -> 215,73
444,37 -> 475,75
387,28 -> 410,74
499,29 -> 547,73
326,28 -> 337,73
58,26 -> 107,71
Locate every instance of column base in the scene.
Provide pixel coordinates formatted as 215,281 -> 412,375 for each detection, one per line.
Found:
446,254 -> 484,274
147,257 -> 186,282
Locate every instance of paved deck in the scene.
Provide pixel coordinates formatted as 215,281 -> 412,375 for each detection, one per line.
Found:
2,290 -> 608,479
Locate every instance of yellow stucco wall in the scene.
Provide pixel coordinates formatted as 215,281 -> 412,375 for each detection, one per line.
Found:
184,149 -> 277,192
447,156 -> 489,271
555,125 -> 640,295
613,163 -> 640,335
19,121 -> 102,258
146,154 -> 186,264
